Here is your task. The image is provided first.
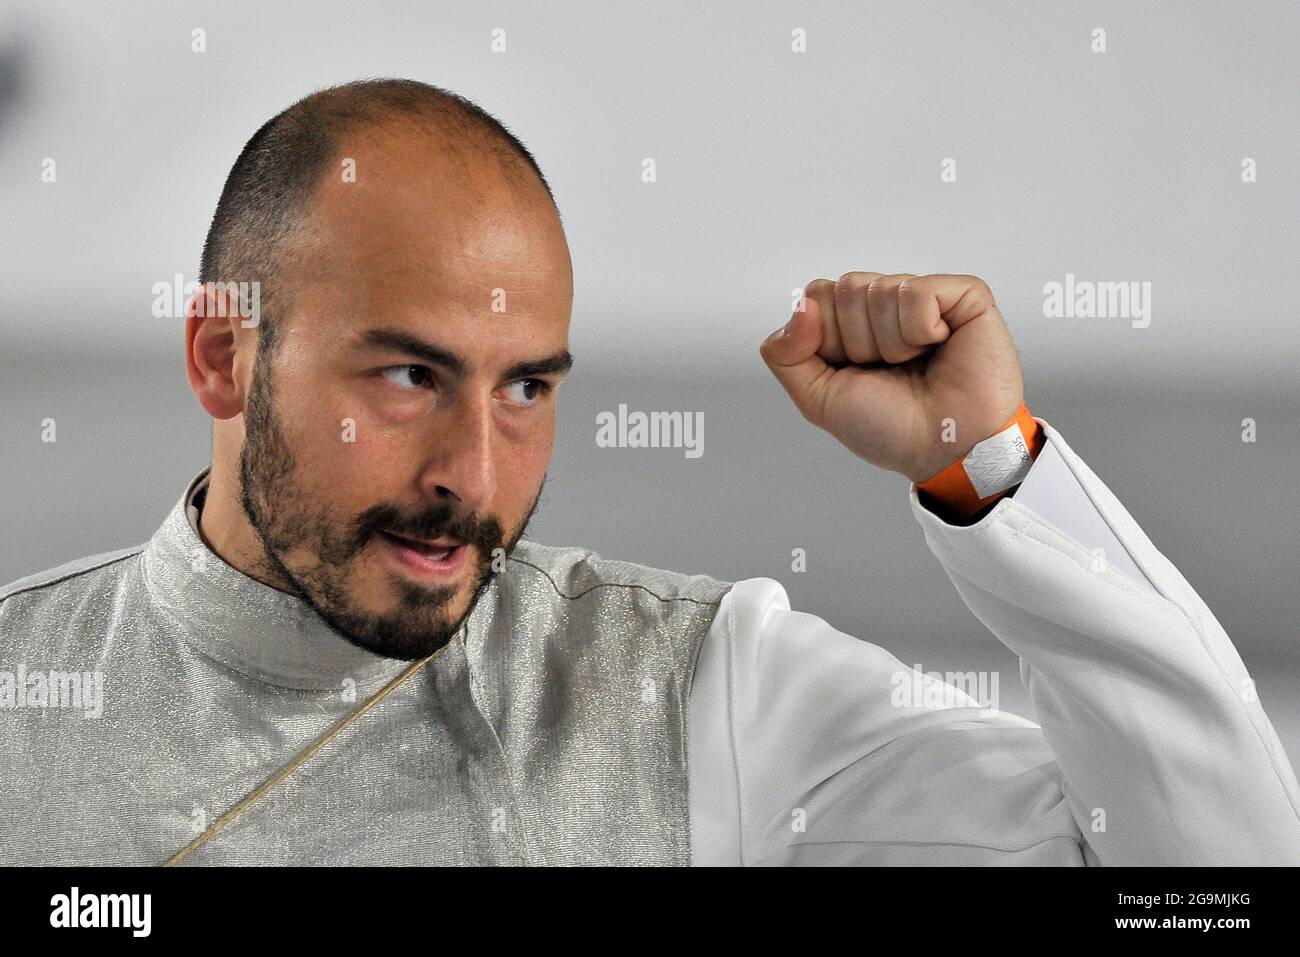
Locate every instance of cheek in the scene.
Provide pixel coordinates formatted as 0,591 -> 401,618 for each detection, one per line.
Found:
273,392 -> 402,491
330,419 -> 415,492
499,429 -> 553,499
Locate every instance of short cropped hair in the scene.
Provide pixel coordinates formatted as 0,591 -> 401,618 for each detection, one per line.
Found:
197,78 -> 556,356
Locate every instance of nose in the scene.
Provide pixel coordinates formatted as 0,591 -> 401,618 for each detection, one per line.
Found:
417,393 -> 498,514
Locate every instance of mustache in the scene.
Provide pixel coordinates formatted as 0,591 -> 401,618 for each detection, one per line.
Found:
350,501 -> 505,554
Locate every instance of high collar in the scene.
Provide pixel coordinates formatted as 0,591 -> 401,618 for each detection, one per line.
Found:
139,468 -> 421,691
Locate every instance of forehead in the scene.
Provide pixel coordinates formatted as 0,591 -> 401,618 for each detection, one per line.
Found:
287,123 -> 572,346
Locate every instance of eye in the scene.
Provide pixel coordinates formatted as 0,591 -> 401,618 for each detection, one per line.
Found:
379,365 -> 435,391
501,378 -> 549,406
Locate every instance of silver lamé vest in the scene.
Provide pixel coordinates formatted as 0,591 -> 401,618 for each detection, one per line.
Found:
0,470 -> 732,865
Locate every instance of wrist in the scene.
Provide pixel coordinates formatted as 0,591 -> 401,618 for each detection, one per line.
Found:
913,401 -> 1044,519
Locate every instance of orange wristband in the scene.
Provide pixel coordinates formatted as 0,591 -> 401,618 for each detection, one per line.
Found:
916,401 -> 1044,519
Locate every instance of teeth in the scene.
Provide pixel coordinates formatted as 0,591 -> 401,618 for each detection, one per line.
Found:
389,532 -> 456,560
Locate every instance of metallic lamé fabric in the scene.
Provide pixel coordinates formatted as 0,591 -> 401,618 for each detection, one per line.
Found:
0,469 -> 732,865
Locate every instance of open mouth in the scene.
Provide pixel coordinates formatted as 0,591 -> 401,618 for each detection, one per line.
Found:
378,530 -> 461,560
374,527 -> 470,579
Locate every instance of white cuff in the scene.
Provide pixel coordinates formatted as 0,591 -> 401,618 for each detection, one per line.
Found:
1010,426 -> 1159,595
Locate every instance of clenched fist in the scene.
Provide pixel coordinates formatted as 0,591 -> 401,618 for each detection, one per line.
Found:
759,273 -> 1024,485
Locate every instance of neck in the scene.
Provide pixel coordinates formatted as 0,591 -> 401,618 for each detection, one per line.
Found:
198,459 -> 299,596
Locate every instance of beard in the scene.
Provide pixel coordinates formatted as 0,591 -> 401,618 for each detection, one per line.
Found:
236,351 -> 541,661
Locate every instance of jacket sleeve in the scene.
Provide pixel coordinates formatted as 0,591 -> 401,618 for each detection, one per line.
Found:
687,420 -> 1300,866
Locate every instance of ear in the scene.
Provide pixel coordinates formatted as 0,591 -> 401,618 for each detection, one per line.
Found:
185,282 -> 253,420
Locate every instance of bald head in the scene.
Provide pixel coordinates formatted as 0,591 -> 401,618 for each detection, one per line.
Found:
198,78 -> 563,353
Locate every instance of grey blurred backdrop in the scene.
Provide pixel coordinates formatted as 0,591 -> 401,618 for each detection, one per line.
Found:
2,2 -> 1297,759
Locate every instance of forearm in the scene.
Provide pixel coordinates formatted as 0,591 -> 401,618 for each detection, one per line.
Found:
912,421 -> 1300,864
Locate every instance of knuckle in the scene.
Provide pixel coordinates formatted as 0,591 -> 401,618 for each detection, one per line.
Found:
865,274 -> 894,300
834,271 -> 873,302
897,277 -> 921,299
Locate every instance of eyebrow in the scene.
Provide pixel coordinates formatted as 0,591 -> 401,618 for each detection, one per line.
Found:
503,352 -> 574,381
358,328 -> 573,381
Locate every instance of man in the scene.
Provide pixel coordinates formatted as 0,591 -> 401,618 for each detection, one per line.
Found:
2,78 -> 1297,866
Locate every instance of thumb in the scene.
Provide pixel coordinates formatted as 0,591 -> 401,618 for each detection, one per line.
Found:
759,301 -> 833,427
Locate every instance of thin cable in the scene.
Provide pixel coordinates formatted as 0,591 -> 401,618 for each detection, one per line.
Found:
161,644 -> 448,866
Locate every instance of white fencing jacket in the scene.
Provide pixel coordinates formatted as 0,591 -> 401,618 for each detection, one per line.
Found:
688,419 -> 1300,865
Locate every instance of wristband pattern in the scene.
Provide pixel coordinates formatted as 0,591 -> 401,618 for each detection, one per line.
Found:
916,401 -> 1044,518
